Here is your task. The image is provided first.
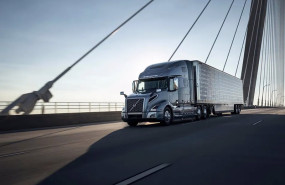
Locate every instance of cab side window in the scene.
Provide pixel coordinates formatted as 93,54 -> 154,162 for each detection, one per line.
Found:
169,77 -> 179,91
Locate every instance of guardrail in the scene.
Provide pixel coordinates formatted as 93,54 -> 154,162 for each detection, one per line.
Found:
0,101 -> 124,115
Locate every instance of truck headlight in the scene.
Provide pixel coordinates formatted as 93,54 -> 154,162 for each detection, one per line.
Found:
150,105 -> 159,111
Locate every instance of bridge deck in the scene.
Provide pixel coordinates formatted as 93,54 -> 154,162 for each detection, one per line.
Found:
0,108 -> 285,185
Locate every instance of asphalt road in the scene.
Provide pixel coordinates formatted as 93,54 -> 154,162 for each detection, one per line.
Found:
0,108 -> 285,185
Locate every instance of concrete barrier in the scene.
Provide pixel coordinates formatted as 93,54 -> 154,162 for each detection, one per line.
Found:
0,111 -> 121,132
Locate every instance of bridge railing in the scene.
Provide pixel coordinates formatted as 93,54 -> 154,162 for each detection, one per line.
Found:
0,101 -> 124,115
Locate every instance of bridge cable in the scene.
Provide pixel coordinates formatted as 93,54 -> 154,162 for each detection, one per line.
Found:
235,30 -> 247,77
235,0 -> 254,77
168,0 -> 212,62
266,0 -> 272,106
272,0 -> 277,106
0,0 -> 155,115
260,4 -> 269,106
256,22 -> 266,106
223,0 -> 248,71
269,0 -> 274,106
264,0 -> 269,106
52,0 -> 154,83
205,0 -> 235,64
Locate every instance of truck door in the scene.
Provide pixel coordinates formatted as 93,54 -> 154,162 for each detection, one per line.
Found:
168,77 -> 183,118
193,66 -> 198,103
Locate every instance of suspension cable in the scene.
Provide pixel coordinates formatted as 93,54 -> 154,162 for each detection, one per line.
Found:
235,30 -> 246,76
52,0 -> 154,83
205,0 -> 235,64
235,0 -> 254,77
223,0 -> 248,71
266,0 -> 272,106
168,0 -> 212,62
261,3 -> 269,106
256,23 -> 266,106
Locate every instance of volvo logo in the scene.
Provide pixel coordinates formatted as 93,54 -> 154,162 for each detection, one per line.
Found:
130,99 -> 141,112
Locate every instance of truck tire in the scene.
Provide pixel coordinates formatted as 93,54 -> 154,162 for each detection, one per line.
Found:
207,106 -> 211,118
161,107 -> 172,126
127,122 -> 138,127
202,106 -> 207,119
237,105 -> 241,114
196,106 -> 202,120
233,105 -> 239,114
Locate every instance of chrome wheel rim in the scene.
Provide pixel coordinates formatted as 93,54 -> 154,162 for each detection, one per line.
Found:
203,108 -> 207,115
197,108 -> 201,117
164,110 -> 171,122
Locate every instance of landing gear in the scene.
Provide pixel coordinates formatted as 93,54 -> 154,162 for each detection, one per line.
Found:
161,107 -> 173,126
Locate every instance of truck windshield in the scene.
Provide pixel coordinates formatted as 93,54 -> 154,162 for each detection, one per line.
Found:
137,78 -> 167,93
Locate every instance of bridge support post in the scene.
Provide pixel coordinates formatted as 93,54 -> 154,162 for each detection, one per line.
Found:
241,0 -> 268,106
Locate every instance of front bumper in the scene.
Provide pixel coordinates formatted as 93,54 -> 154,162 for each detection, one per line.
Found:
121,111 -> 163,122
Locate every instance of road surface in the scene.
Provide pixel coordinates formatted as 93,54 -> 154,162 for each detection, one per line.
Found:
0,108 -> 285,185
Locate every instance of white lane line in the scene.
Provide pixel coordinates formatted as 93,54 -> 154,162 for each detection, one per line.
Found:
0,151 -> 28,158
252,120 -> 263,125
115,163 -> 171,185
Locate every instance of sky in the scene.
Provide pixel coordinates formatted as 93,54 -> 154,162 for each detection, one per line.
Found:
0,0 -> 251,103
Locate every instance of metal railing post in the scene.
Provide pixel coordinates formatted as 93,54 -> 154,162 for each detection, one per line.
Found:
41,103 -> 45,114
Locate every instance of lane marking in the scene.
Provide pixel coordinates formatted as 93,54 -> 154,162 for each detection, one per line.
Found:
252,120 -> 263,125
0,151 -> 28,158
115,163 -> 170,185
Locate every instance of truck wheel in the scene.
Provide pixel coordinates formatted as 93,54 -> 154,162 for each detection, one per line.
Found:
127,122 -> 138,127
196,106 -> 202,120
161,107 -> 172,126
202,106 -> 207,119
211,106 -> 216,115
233,105 -> 239,114
237,105 -> 241,114
207,106 -> 211,118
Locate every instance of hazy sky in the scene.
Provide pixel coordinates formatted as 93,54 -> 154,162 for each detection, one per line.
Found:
0,0 -> 251,102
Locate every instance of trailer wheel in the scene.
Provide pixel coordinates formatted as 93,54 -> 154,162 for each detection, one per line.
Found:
237,105 -> 241,114
196,106 -> 202,120
202,106 -> 207,119
161,107 -> 172,126
233,105 -> 239,114
127,122 -> 138,127
211,106 -> 216,115
206,106 -> 211,118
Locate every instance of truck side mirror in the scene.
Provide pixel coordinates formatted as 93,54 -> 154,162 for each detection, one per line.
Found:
132,80 -> 138,93
120,91 -> 127,98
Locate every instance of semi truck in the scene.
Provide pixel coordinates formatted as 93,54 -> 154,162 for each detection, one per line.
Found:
120,60 -> 244,126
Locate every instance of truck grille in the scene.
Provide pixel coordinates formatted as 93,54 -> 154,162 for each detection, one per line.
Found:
127,99 -> 144,113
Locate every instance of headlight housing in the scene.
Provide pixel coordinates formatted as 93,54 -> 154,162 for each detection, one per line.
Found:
150,105 -> 159,111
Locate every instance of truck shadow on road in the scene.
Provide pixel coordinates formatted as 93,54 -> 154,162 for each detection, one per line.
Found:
37,113 -> 285,185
